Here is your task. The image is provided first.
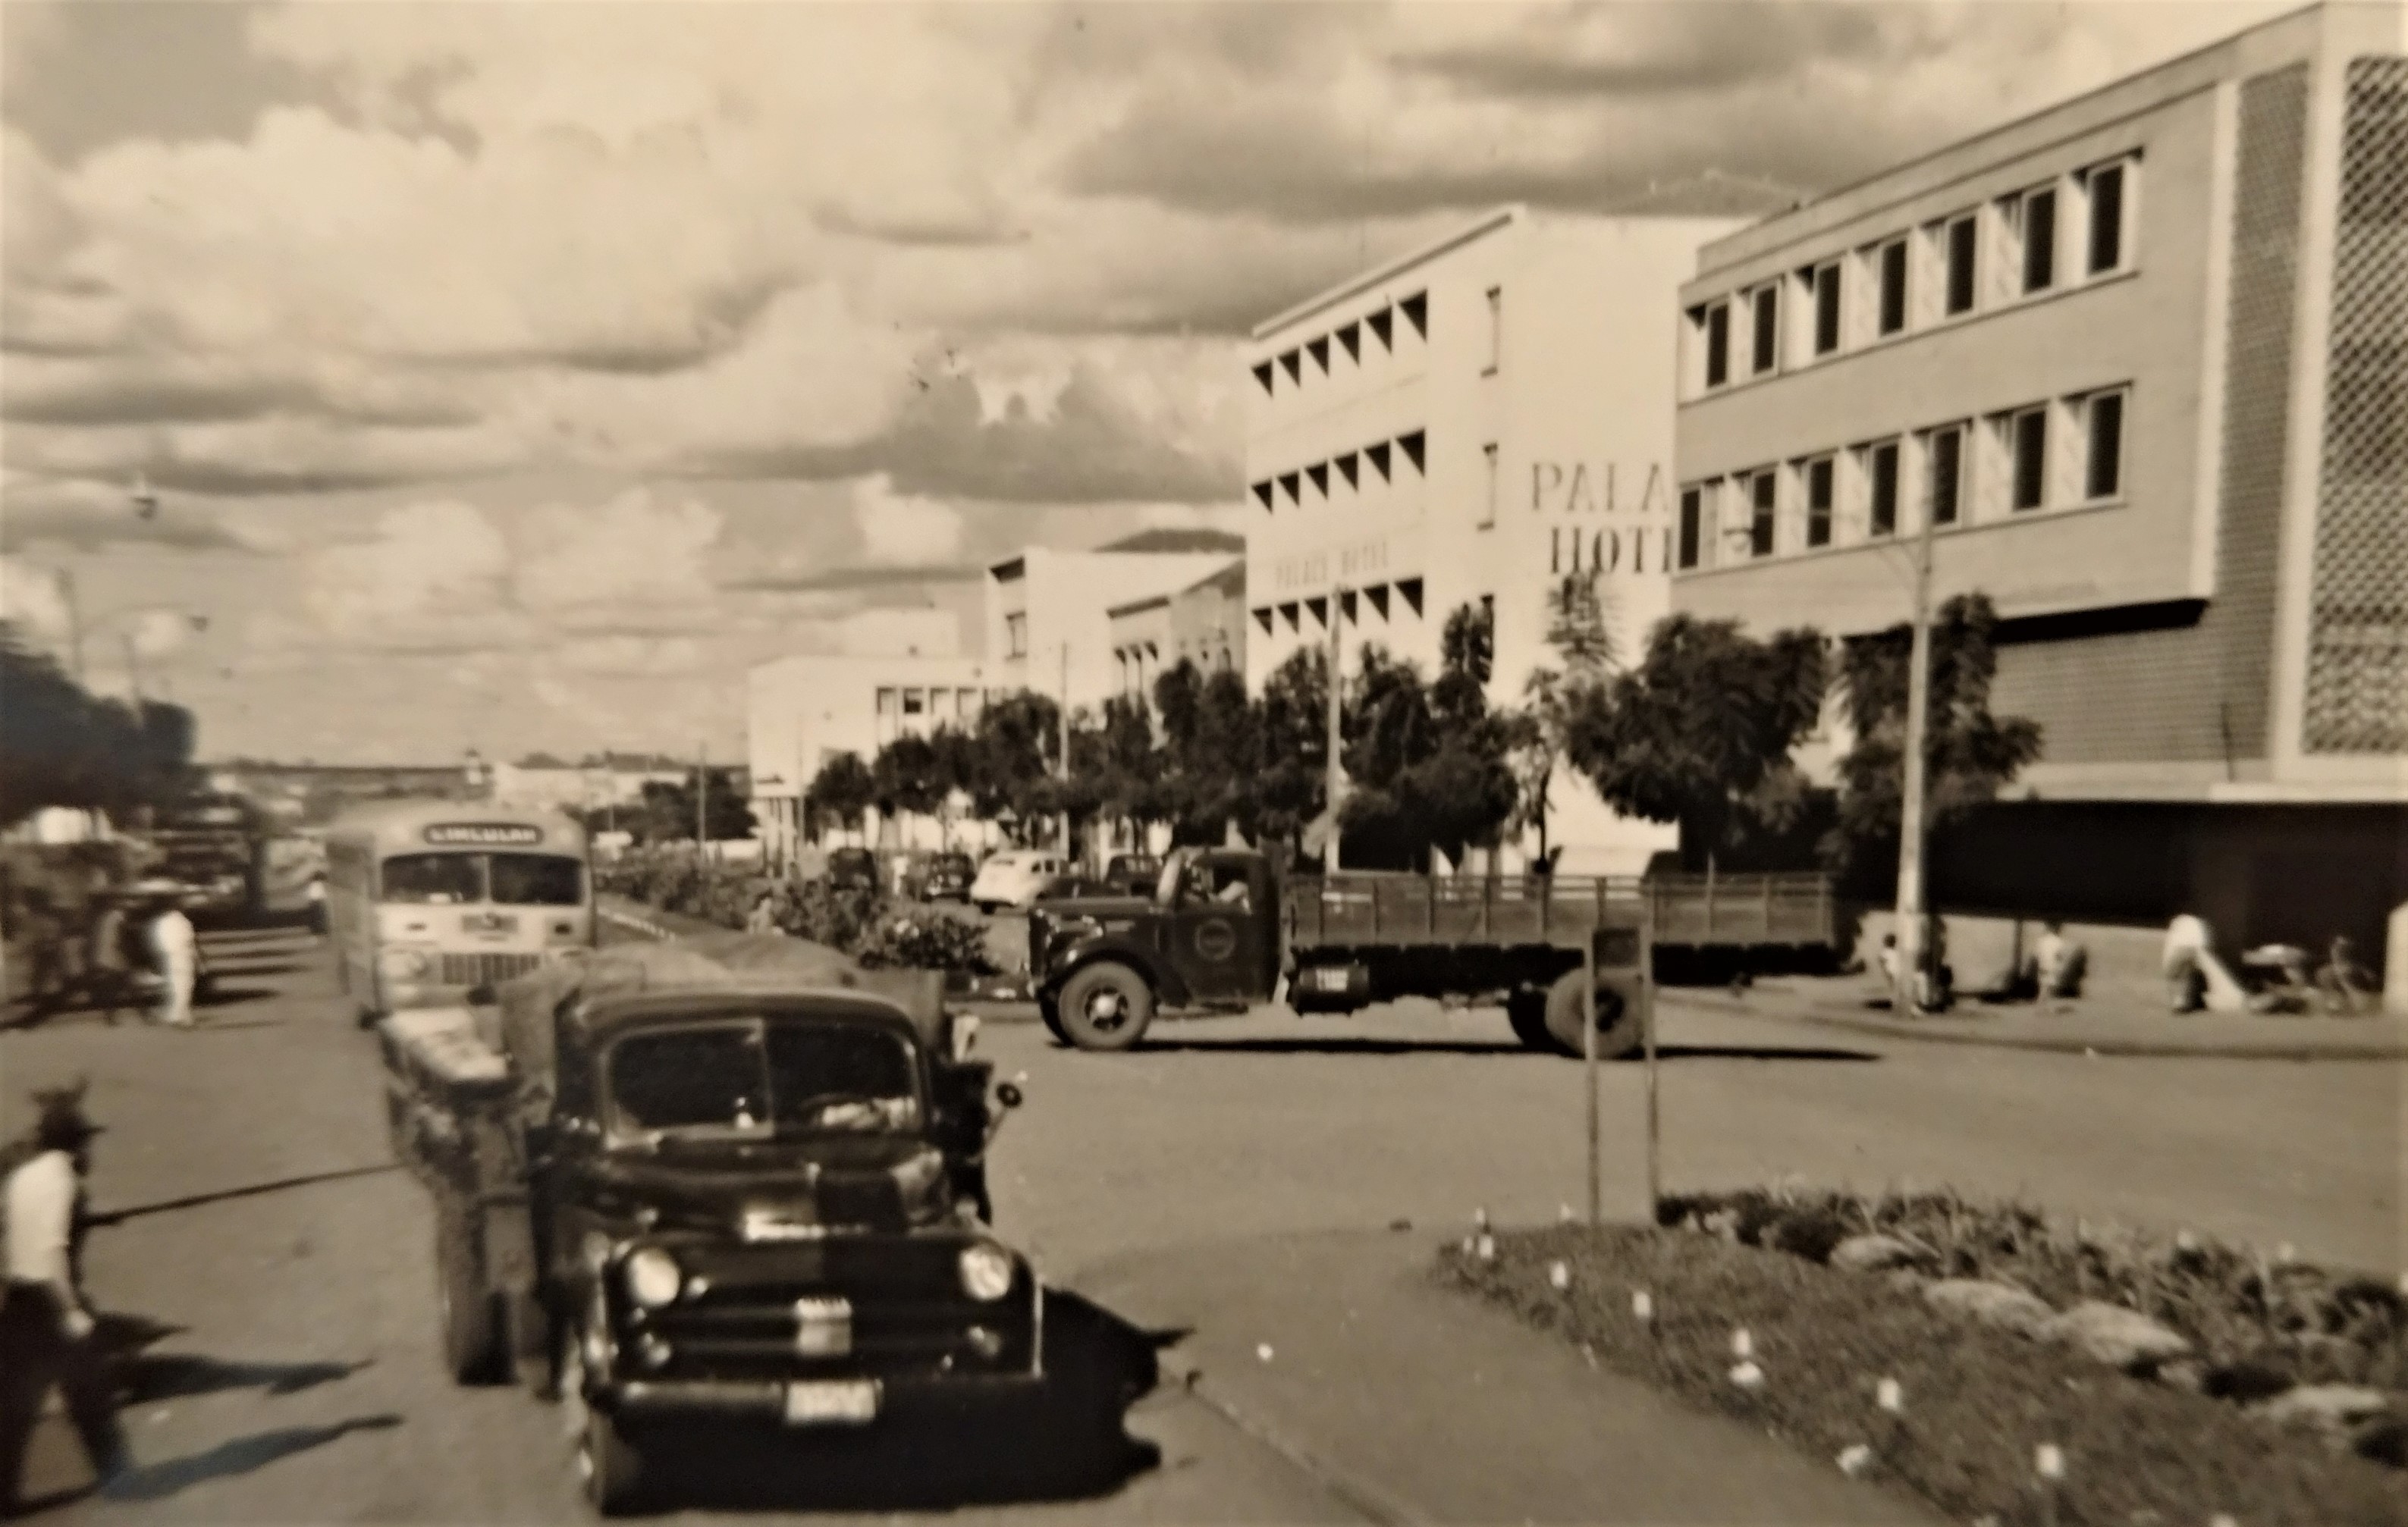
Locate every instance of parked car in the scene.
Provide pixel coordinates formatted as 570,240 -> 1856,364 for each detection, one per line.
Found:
1102,854 -> 1163,897
903,851 -> 975,903
969,851 -> 1065,914
1034,872 -> 1118,902
825,847 -> 879,893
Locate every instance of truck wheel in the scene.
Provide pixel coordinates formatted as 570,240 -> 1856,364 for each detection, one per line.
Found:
435,1198 -> 507,1385
509,1291 -> 557,1399
1543,970 -> 1644,1061
1505,990 -> 1553,1052
561,1323 -> 648,1515
1056,962 -> 1154,1052
1036,994 -> 1069,1046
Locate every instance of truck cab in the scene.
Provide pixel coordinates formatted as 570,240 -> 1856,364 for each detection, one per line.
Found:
1027,848 -> 1280,1050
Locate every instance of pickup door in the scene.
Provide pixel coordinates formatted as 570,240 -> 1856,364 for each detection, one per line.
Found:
1167,854 -> 1272,1006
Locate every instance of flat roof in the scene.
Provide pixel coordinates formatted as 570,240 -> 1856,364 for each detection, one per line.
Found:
1251,205 -> 1524,340
1699,1 -> 2327,269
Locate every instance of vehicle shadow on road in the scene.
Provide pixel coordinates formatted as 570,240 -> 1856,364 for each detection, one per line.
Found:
196,985 -> 280,1010
121,1354 -> 374,1404
1125,1036 -> 1879,1061
98,1415 -> 403,1503
648,1290 -> 1168,1513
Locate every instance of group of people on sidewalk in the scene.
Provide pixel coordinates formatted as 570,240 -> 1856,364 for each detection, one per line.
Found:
5,885 -> 198,1031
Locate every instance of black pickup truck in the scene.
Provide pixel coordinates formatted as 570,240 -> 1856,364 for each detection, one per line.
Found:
1027,848 -> 1837,1057
379,936 -> 1065,1515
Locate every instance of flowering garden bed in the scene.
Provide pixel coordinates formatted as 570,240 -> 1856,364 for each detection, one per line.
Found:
597,847 -> 997,975
1436,1188 -> 2404,1527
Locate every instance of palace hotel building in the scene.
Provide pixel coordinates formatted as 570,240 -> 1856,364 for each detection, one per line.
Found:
1671,3 -> 2407,1002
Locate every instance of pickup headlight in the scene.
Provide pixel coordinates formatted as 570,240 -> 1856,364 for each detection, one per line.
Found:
623,1246 -> 683,1309
959,1242 -> 1015,1302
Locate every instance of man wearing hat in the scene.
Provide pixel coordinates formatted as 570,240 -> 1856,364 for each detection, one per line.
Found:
0,1085 -> 128,1510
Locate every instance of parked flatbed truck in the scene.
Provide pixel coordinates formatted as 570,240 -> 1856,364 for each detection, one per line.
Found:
1027,848 -> 1837,1057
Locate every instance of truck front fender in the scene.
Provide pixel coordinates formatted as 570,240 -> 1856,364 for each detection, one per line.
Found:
1041,937 -> 1186,1010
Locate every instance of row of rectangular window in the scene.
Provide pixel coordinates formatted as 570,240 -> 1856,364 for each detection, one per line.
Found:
1691,154 -> 2137,391
874,686 -> 993,718
1252,431 -> 1428,511
1250,579 -> 1429,636
1675,384 -> 2127,568
1252,292 -> 1430,397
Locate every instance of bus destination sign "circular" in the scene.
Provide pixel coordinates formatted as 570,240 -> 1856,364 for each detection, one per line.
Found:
424,823 -> 545,846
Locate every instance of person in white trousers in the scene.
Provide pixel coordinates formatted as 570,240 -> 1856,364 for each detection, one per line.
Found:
149,899 -> 196,1028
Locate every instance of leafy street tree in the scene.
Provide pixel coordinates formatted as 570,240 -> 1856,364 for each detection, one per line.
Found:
871,732 -> 947,826
0,623 -> 197,827
1246,647 -> 1333,851
803,751 -> 877,844
1510,570 -> 1616,868
1339,604 -> 1521,871
1153,660 -> 1256,845
630,767 -> 756,845
1825,593 -> 2045,895
969,691 -> 1062,842
1565,613 -> 1828,873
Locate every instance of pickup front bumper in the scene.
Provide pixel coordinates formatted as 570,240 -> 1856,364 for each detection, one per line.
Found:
611,1369 -> 1044,1420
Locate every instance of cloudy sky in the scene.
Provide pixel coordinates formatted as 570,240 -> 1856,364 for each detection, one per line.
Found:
0,0 -> 2284,764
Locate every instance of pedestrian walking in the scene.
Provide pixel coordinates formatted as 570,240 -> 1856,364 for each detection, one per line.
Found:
304,873 -> 328,939
0,1086 -> 129,1513
84,896 -> 129,1027
147,895 -> 197,1029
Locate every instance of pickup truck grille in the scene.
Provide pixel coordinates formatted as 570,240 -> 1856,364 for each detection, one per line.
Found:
438,952 -> 543,987
637,1289 -> 1033,1381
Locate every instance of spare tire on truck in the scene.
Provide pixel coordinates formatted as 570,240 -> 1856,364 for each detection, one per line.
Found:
1542,967 -> 1647,1060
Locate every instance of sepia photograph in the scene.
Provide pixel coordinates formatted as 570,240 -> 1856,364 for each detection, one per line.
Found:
0,1 -> 2403,1522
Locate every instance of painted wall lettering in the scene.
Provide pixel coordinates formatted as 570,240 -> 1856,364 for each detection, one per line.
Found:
1529,461 -> 1669,516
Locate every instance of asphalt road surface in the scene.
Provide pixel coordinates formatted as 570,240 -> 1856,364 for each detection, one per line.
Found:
2,922 -> 2397,1522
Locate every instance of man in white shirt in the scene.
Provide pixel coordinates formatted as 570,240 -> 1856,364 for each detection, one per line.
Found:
149,898 -> 197,1028
1,1087 -> 127,1510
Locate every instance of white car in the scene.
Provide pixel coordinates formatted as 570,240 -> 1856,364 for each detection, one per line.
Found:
969,851 -> 1066,914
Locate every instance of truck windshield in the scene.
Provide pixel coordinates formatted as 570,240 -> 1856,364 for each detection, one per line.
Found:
490,853 -> 585,906
381,854 -> 484,905
608,1018 -> 919,1139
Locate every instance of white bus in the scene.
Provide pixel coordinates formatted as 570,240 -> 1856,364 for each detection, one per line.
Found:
325,801 -> 592,1021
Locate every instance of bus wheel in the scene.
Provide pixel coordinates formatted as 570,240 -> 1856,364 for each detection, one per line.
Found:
1543,970 -> 1644,1061
435,1197 -> 507,1384
1056,962 -> 1154,1052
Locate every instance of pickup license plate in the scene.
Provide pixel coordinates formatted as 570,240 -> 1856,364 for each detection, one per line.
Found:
1309,967 -> 1351,992
783,1380 -> 879,1427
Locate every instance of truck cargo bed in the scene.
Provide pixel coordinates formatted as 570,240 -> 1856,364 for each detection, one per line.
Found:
1287,870 -> 1835,952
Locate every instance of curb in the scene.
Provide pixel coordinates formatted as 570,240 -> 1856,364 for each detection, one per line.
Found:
1150,1345 -> 1424,1527
1666,991 -> 2408,1061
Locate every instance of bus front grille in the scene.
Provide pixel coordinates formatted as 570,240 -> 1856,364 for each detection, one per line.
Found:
438,952 -> 545,987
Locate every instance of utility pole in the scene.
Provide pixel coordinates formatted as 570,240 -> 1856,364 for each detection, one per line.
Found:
1058,641 -> 1072,860
57,566 -> 86,684
695,742 -> 708,861
121,632 -> 145,716
1893,492 -> 1940,1015
1323,590 -> 1344,873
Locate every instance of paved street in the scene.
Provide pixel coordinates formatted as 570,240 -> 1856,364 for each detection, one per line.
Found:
1,923 -> 2397,1522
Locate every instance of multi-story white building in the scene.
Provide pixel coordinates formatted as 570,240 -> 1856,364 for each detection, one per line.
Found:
982,532 -> 1242,716
1672,2 -> 2406,1004
746,610 -> 1002,864
1242,205 -> 1746,873
1108,557 -> 1247,701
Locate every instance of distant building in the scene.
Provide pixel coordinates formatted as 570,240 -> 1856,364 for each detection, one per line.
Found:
1243,205 -> 1747,872
983,532 -> 1242,716
1110,557 -> 1246,701
1671,2 -> 2407,1004
487,761 -> 686,818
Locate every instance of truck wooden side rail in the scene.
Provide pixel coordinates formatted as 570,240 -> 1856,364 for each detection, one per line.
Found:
1286,870 -> 1835,952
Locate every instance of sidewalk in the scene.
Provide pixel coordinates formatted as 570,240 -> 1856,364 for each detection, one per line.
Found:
1668,978 -> 2408,1060
1072,1228 -> 1938,1526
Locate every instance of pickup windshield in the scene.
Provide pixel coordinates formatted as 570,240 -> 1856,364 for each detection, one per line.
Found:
608,1018 -> 920,1140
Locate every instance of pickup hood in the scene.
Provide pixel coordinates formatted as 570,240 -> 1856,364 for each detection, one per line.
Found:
586,1133 -> 953,1237
1031,894 -> 1153,918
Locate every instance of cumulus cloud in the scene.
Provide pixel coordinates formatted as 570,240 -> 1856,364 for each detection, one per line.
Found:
0,555 -> 74,642
518,487 -> 721,623
296,498 -> 522,653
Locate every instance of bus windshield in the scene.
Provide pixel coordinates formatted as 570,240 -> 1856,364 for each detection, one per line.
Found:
490,854 -> 584,907
381,854 -> 485,905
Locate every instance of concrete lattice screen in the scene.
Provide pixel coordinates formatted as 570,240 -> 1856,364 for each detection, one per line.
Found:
2305,57 -> 2408,755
